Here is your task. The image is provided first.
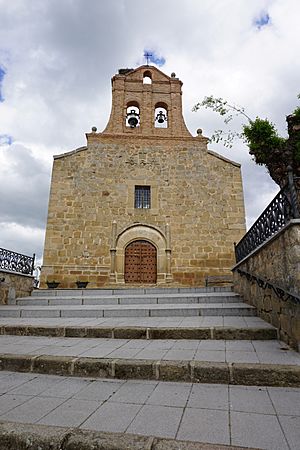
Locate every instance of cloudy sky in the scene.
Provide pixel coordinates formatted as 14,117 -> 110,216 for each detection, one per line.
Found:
0,0 -> 299,264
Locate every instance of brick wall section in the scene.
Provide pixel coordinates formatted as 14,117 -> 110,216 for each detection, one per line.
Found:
233,221 -> 300,351
0,271 -> 34,305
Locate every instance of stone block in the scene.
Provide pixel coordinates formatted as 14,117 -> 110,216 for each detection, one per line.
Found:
0,353 -> 33,373
85,327 -> 113,338
232,363 -> 300,387
33,355 -> 74,376
114,359 -> 154,380
149,328 -> 210,340
73,357 -> 111,378
158,361 -> 190,382
191,361 -> 229,384
65,327 -> 87,337
113,327 -> 147,339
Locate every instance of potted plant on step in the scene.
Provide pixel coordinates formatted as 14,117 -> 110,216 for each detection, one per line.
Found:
46,281 -> 60,289
76,281 -> 89,289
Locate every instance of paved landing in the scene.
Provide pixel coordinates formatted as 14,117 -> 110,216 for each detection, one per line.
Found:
1,335 -> 299,365
0,370 -> 299,449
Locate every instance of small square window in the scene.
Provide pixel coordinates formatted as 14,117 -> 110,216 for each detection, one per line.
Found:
135,186 -> 151,209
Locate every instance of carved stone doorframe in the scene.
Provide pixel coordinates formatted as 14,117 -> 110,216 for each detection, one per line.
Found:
110,222 -> 172,284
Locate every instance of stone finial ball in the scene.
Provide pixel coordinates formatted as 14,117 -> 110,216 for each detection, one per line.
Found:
171,72 -> 176,78
91,126 -> 97,132
197,128 -> 203,135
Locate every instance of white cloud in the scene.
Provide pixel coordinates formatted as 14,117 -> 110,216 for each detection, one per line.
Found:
0,0 -> 299,261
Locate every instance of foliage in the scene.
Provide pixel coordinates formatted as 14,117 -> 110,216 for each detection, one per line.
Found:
243,118 -> 285,165
193,95 -> 300,186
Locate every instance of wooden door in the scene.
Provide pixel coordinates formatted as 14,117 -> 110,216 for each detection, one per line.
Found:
124,240 -> 157,283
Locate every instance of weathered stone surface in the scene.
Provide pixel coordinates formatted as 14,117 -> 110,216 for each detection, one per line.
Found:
158,360 -> 191,382
28,325 -> 65,337
86,327 -> 113,338
0,421 -> 257,450
232,363 -> 300,387
65,429 -> 153,450
114,358 -> 155,380
0,353 -> 33,372
33,355 -> 74,376
114,327 -> 147,339
73,357 -> 111,378
40,65 -> 246,289
3,325 -> 29,336
0,270 -> 33,305
0,421 -> 67,450
214,327 -> 277,340
150,327 -> 211,340
192,361 -> 229,384
233,221 -> 300,351
65,326 -> 88,337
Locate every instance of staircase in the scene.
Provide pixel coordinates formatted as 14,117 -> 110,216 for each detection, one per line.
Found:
0,286 -> 299,449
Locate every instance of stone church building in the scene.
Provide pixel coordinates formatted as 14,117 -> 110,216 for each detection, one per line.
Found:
40,65 -> 246,288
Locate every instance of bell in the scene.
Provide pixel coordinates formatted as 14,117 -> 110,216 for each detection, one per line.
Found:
127,110 -> 140,128
156,111 -> 167,124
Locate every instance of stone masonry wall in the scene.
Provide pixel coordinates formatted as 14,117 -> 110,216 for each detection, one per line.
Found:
0,270 -> 34,305
233,221 -> 300,350
40,134 -> 246,288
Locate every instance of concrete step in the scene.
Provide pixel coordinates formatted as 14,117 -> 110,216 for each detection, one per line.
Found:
0,342 -> 299,387
16,292 -> 241,306
31,286 -> 233,297
0,303 -> 256,319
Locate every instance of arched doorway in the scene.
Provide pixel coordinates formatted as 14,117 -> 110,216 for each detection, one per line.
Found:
124,240 -> 157,283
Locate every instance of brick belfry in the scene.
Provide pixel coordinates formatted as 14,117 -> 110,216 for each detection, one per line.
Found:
40,65 -> 246,288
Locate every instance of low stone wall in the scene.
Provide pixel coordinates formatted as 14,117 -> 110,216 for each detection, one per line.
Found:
233,220 -> 300,351
0,270 -> 34,305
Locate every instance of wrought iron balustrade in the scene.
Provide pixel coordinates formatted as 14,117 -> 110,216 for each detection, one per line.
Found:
235,169 -> 299,263
0,248 -> 35,275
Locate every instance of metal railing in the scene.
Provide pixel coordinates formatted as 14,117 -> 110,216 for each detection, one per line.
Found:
235,167 -> 300,263
0,247 -> 35,275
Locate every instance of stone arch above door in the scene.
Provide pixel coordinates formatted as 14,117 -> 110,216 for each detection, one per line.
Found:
112,224 -> 172,284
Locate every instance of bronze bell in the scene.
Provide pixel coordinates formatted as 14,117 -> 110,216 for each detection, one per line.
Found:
127,110 -> 140,128
156,110 -> 167,124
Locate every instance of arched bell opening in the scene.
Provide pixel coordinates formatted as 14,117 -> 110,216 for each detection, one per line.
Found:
124,240 -> 157,283
126,101 -> 140,128
143,71 -> 152,84
154,102 -> 168,128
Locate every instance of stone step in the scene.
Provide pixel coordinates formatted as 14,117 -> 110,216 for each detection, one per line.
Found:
0,421 -> 254,450
0,351 -> 299,387
16,292 -> 241,306
0,303 -> 256,318
31,286 -> 233,297
0,324 -> 278,340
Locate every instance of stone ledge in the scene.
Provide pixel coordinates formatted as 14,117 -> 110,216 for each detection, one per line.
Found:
0,325 -> 278,340
0,353 -> 299,387
0,421 -> 260,450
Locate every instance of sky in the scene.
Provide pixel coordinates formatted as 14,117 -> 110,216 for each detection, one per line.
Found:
0,0 -> 299,265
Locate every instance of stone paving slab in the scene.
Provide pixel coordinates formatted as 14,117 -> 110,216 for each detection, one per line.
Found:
1,371 -> 300,448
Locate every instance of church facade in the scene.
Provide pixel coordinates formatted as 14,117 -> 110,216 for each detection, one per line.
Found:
40,65 -> 246,288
